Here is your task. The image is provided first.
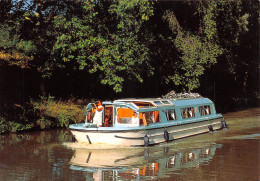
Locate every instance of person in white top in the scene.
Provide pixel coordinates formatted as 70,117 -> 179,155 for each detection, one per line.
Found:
188,109 -> 193,117
171,112 -> 176,120
205,106 -> 210,115
92,101 -> 103,127
131,112 -> 139,124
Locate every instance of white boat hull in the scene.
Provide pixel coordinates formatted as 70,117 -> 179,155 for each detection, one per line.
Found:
70,117 -> 224,146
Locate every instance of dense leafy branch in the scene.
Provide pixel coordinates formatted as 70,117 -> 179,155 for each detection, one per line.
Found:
0,0 -> 258,95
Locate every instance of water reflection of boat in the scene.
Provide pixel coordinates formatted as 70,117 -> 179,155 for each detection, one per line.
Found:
69,144 -> 221,180
70,148 -> 145,169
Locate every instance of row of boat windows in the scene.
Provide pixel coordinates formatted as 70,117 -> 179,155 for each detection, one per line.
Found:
116,105 -> 211,125
86,105 -> 212,126
166,105 -> 211,121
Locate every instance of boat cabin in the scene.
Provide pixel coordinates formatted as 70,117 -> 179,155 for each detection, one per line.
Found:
85,98 -> 216,128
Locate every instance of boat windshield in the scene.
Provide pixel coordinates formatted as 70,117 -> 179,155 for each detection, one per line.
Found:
116,107 -> 139,126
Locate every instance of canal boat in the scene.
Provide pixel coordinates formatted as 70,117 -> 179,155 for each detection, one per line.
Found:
69,94 -> 227,146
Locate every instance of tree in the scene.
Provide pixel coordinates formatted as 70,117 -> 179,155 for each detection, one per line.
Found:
148,1 -> 222,92
205,0 -> 259,109
0,0 -> 88,97
0,0 -> 258,103
54,0 -> 154,92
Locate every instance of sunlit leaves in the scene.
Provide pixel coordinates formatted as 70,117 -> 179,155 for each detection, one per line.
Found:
163,1 -> 222,92
54,0 -> 153,92
1,0 -> 255,95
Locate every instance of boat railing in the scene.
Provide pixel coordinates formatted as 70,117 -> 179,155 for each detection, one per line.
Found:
162,91 -> 203,100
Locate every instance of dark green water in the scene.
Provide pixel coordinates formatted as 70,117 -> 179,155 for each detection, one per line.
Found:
0,107 -> 259,181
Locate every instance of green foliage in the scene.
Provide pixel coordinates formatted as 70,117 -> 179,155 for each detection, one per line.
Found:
35,118 -> 53,130
163,1 -> 222,91
8,121 -> 32,132
0,2 -> 37,57
0,96 -> 86,134
0,116 -> 32,133
0,25 -> 19,51
54,0 -> 154,92
0,117 -> 8,134
32,96 -> 85,128
0,0 -> 258,99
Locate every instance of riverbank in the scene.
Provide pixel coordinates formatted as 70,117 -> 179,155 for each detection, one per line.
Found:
0,95 -> 258,134
0,96 -> 87,134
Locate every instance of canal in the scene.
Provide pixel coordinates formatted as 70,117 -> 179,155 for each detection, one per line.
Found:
0,107 -> 259,180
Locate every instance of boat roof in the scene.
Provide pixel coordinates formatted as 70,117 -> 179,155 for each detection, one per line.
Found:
114,97 -> 212,104
102,97 -> 213,112
115,98 -> 171,102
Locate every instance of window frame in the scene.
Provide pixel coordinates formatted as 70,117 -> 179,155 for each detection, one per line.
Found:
164,109 -> 177,121
181,107 -> 195,119
199,105 -> 211,116
115,107 -> 140,127
139,110 -> 161,125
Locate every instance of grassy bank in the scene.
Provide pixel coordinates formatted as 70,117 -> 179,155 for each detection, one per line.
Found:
0,96 -> 87,134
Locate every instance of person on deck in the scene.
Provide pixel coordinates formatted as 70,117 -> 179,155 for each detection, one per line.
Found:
205,106 -> 210,115
92,101 -> 103,127
131,112 -> 139,124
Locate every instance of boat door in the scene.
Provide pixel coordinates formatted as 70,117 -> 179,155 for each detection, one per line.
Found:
84,102 -> 114,127
103,104 -> 114,127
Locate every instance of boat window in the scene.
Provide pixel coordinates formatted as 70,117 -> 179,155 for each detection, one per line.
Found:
154,101 -> 163,105
133,102 -> 155,108
199,105 -> 211,116
165,109 -> 177,121
104,105 -> 113,127
139,111 -> 160,125
117,108 -> 139,125
162,101 -> 170,104
85,110 -> 94,123
181,107 -> 195,119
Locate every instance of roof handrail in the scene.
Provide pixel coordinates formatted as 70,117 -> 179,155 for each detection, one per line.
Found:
162,91 -> 203,100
